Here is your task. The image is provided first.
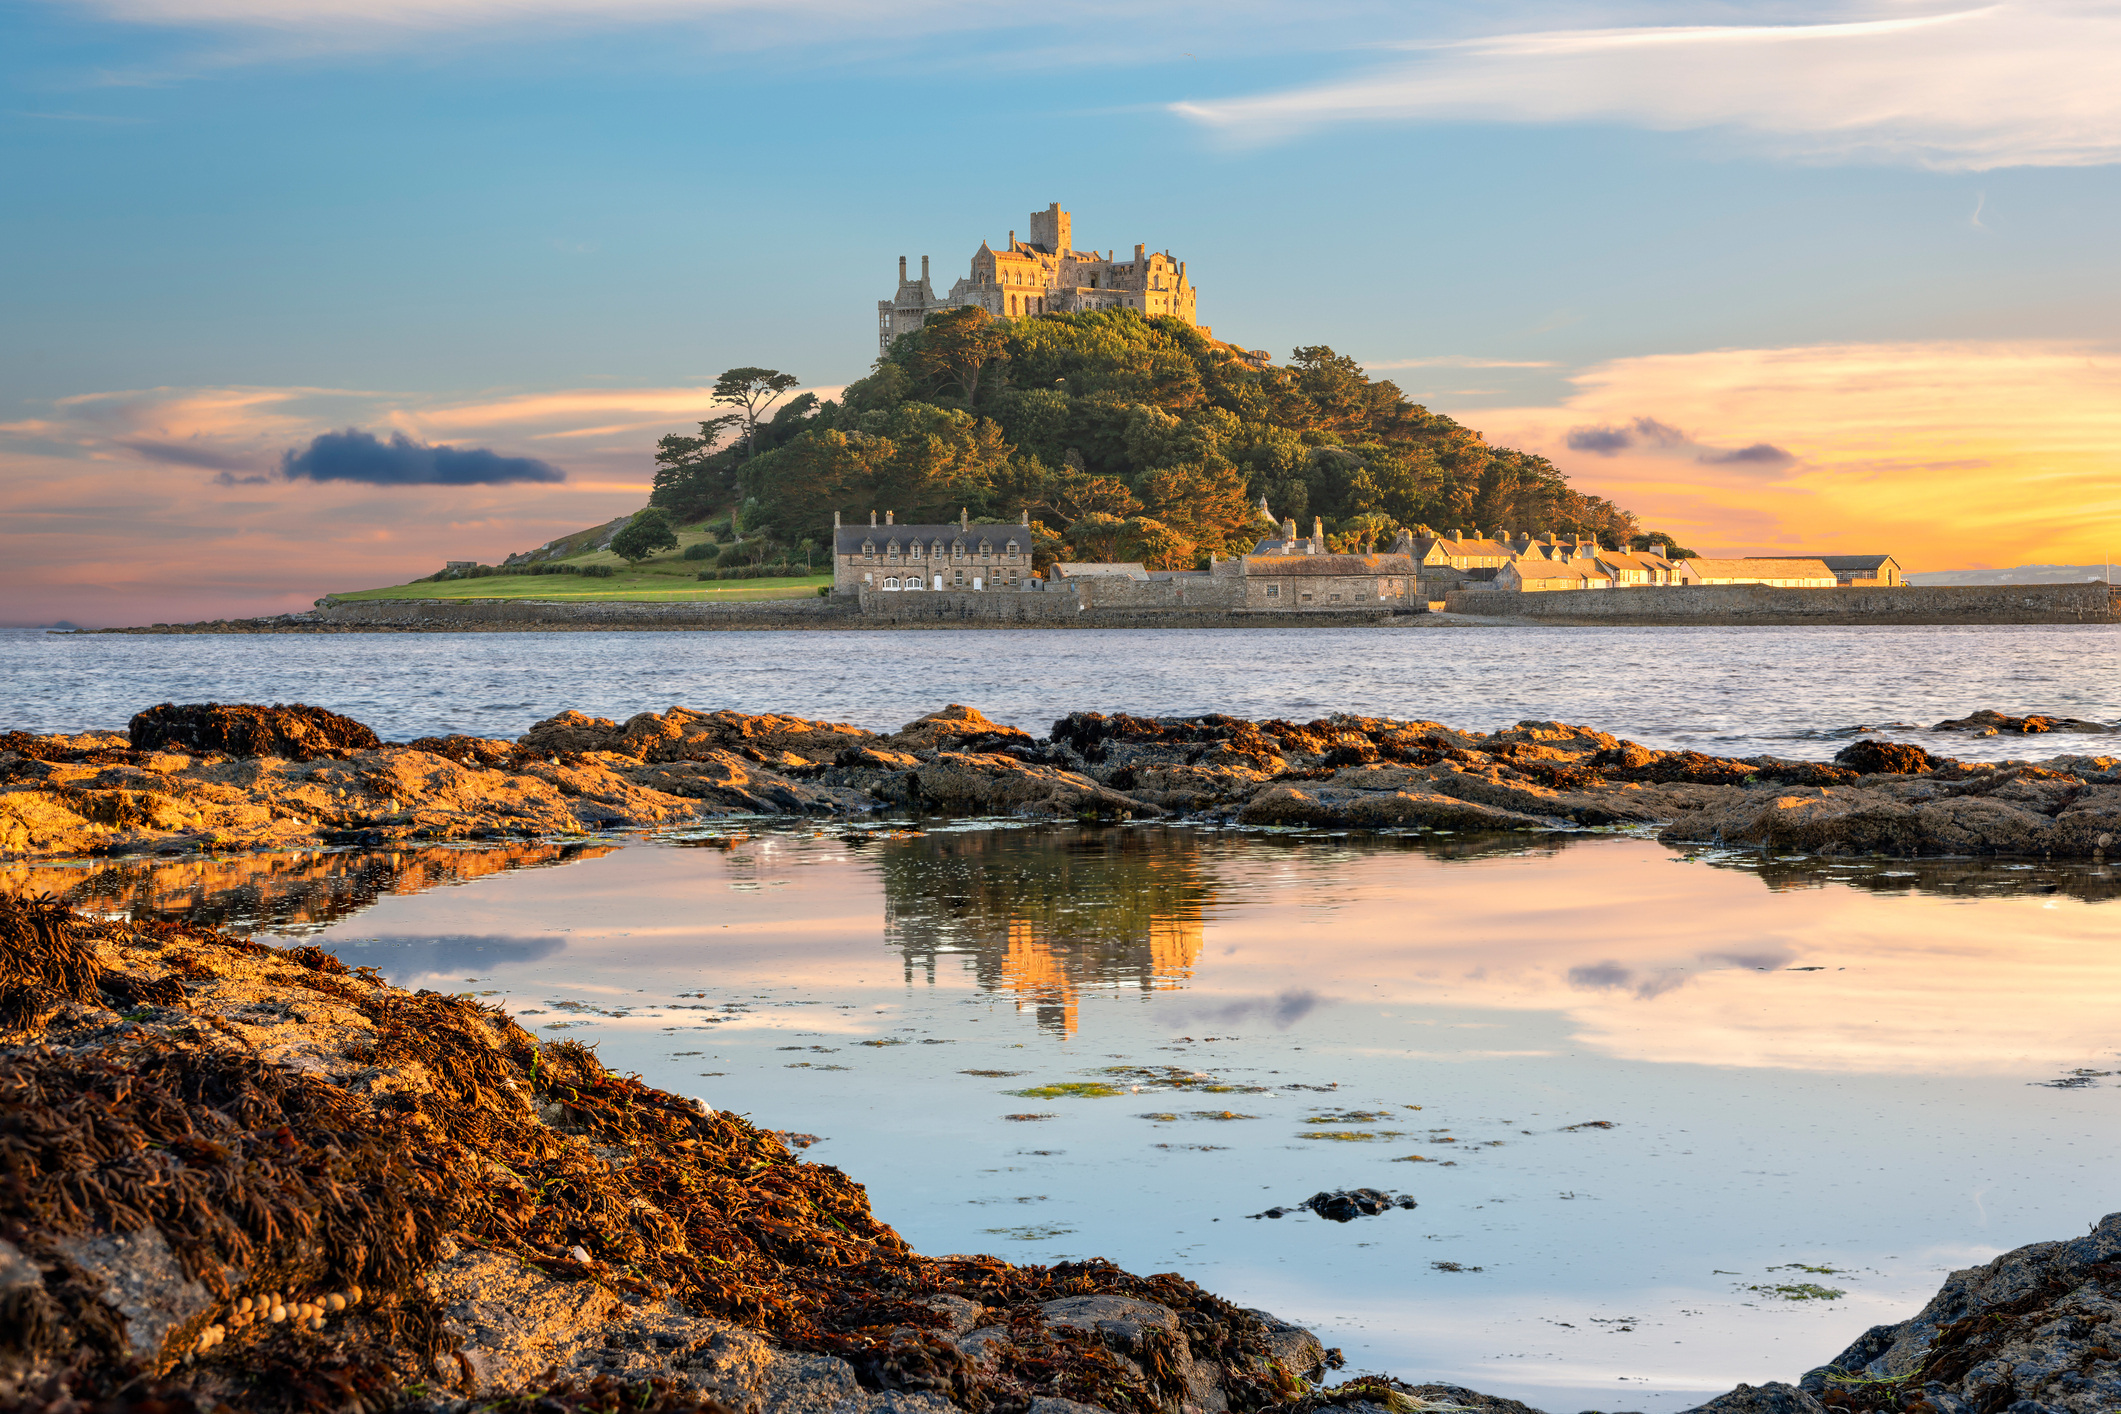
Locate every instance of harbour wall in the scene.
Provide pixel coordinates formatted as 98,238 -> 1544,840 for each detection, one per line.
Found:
1443,581 -> 2121,625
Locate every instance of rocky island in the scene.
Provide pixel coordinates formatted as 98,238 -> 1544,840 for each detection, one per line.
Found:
2,702 -> 2116,864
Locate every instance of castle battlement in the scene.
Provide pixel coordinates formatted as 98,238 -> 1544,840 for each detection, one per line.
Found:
878,203 -> 1204,354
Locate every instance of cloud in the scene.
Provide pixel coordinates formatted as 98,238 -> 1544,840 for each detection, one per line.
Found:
1172,2 -> 2121,170
1564,415 -> 1689,455
278,428 -> 566,486
116,436 -> 261,472
1365,356 -> 1558,370
1697,442 -> 1795,466
1455,338 -> 2121,569
1565,424 -> 1635,456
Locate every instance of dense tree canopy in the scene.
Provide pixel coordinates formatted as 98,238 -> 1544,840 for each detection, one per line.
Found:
650,311 -> 1649,570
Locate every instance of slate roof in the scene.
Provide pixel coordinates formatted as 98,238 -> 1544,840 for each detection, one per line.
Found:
1753,554 -> 1899,572
1244,554 -> 1419,577
1685,557 -> 1836,580
834,524 -> 1028,556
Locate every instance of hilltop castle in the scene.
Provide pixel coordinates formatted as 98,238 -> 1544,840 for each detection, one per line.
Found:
878,203 -> 1205,354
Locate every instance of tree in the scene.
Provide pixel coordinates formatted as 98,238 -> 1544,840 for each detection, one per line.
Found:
910,307 -> 1009,406
713,368 -> 801,459
651,413 -> 741,520
611,506 -> 679,563
1633,531 -> 1698,558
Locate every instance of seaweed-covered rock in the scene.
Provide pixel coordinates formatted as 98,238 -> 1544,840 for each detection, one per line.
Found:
0,898 -> 1330,1414
910,752 -> 1160,819
1833,740 -> 1940,775
129,701 -> 379,759
1931,709 -> 2111,734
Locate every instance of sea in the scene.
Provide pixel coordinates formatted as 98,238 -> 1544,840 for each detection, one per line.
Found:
6,621 -> 2121,1413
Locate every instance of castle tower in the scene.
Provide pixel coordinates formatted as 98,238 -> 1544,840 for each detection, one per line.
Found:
1028,203 -> 1071,255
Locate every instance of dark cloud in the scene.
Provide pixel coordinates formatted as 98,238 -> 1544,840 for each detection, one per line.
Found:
1565,416 -> 1691,456
279,428 -> 565,486
119,437 -> 260,472
1697,442 -> 1795,466
1564,424 -> 1634,455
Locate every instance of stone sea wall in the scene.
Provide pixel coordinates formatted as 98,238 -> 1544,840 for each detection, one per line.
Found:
1444,581 -> 2121,625
117,595 -> 1423,633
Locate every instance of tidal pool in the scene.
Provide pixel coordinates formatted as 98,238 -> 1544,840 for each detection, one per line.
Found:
17,825 -> 2120,1413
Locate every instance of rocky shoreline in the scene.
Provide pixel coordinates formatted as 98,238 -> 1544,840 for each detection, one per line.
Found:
7,895 -> 2121,1414
3,702 -> 2117,863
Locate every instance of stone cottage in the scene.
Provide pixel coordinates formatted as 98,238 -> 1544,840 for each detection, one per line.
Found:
833,510 -> 1036,594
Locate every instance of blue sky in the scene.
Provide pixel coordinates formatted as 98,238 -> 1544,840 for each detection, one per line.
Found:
4,0 -> 2119,622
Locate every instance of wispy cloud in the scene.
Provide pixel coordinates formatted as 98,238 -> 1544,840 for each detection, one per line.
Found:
1173,2 -> 2121,170
1461,338 -> 2121,567
1364,356 -> 1558,370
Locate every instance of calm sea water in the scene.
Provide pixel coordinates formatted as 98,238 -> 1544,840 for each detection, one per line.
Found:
9,825 -> 2119,1414
4,623 -> 2118,761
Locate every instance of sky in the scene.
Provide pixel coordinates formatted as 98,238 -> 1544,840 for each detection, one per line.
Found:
3,0 -> 2119,625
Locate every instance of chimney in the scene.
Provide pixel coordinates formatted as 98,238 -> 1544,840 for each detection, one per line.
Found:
921,255 -> 929,283
1312,516 -> 1325,548
870,510 -> 877,526
1284,518 -> 1298,540
1021,508 -> 1029,525
834,510 -> 841,527
898,256 -> 906,284
1134,243 -> 1145,265
960,507 -> 969,531
886,510 -> 894,525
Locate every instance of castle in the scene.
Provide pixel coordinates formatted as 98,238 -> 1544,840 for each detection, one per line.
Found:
878,203 -> 1205,354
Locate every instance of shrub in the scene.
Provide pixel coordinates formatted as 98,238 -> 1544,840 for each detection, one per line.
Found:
715,542 -> 749,567
681,540 -> 718,561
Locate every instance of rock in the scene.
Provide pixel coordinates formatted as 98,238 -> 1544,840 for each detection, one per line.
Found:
129,702 -> 379,759
403,735 -> 521,769
1681,1383 -> 1828,1414
49,1226 -> 217,1362
1790,1212 -> 2121,1414
518,708 -> 624,756
910,752 -> 1160,819
1833,740 -> 1941,775
1931,709 -> 2111,733
1237,780 -> 1560,831
1305,1189 -> 1418,1222
884,704 -> 1035,756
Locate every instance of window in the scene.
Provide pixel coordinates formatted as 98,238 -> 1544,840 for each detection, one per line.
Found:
1265,584 -> 1280,598
883,577 -> 900,590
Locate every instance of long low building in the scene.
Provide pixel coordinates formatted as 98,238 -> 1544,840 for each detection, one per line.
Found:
1684,557 -> 1838,588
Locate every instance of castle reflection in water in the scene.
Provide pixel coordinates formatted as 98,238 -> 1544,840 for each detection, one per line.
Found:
877,829 -> 1211,1035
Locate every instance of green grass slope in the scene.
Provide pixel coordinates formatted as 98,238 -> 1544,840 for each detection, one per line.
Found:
330,519 -> 831,603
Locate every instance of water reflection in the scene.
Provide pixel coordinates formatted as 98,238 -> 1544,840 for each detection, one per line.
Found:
876,827 -> 1619,1034
879,829 -> 1213,1034
0,840 -> 617,935
327,932 -> 568,984
1691,849 -> 2121,902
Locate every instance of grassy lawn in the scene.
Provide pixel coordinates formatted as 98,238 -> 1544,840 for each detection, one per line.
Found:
332,573 -> 832,602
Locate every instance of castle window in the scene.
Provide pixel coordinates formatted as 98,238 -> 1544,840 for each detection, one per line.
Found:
1265,584 -> 1279,597
884,577 -> 900,590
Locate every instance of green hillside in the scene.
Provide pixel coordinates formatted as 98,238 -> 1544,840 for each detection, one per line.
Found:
330,516 -> 830,603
